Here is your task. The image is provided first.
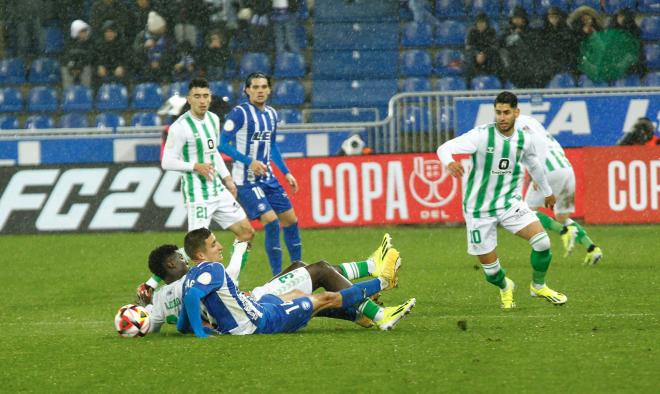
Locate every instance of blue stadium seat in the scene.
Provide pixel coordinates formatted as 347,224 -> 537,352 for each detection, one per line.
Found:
0,115 -> 19,129
470,75 -> 502,90
0,57 -> 26,84
95,112 -> 125,128
435,21 -> 466,46
278,108 -> 302,124
401,22 -> 433,47
43,26 -> 64,55
435,0 -> 465,18
645,44 -> 660,71
24,115 -> 54,129
131,112 -> 161,126
434,49 -> 464,76
313,50 -> 398,79
131,83 -> 163,110
28,57 -> 61,84
502,0 -> 535,17
639,0 -> 660,13
209,81 -> 235,102
61,85 -> 93,112
0,87 -> 23,113
536,0 -> 569,15
613,75 -> 641,87
314,22 -> 399,51
504,80 -> 517,89
641,16 -> 660,41
28,86 -> 58,113
96,83 -> 129,111
271,79 -> 305,106
471,0 -> 500,18
240,52 -> 271,78
577,74 -> 608,87
401,77 -> 432,92
435,76 -> 467,91
547,73 -> 576,88
315,0 -> 397,22
169,81 -> 189,96
605,0 -> 637,13
571,0 -> 602,11
642,71 -> 660,86
401,106 -> 431,132
274,52 -> 305,78
400,50 -> 433,77
310,107 -> 381,123
59,113 -> 89,128
312,80 -> 398,108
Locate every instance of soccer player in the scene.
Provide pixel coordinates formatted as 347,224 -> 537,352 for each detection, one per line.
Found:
518,114 -> 603,265
219,72 -> 302,276
436,91 -> 567,309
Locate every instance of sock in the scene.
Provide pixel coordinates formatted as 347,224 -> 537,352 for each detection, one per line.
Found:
226,240 -> 249,283
482,259 -> 507,289
338,260 -> 371,280
570,221 -> 595,249
357,299 -> 384,321
282,222 -> 302,262
145,275 -> 161,289
530,249 -> 552,285
536,211 -> 564,234
264,220 -> 282,275
339,286 -> 367,309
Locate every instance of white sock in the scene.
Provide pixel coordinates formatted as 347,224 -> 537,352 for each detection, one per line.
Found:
226,240 -> 248,284
532,282 -> 545,290
378,277 -> 389,290
145,276 -> 160,289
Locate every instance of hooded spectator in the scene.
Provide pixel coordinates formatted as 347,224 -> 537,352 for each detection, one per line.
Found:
93,20 -> 129,87
464,13 -> 502,85
610,8 -> 646,76
541,7 -> 578,78
62,19 -> 94,88
500,7 -> 545,88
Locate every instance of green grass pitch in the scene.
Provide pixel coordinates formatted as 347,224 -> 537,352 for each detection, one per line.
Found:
1,225 -> 658,392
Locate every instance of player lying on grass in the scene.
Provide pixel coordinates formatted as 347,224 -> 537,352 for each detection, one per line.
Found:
146,230 -> 415,334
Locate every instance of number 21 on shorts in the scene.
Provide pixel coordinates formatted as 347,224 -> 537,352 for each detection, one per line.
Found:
195,206 -> 208,219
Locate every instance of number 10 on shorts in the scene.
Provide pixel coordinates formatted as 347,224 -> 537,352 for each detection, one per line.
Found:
470,229 -> 481,244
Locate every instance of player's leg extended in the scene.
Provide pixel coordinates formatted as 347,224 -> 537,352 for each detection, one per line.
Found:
261,210 -> 283,275
278,208 -> 302,262
338,233 -> 392,280
225,218 -> 255,279
562,218 -> 602,265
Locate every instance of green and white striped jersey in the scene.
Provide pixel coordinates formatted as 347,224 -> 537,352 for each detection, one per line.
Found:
437,122 -> 552,219
516,114 -> 571,172
162,110 -> 230,203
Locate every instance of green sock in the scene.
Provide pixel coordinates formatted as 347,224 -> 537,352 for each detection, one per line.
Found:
570,221 -> 595,249
240,249 -> 250,272
357,299 -> 382,321
536,211 -> 564,234
483,261 -> 507,289
530,249 -> 552,285
339,261 -> 370,280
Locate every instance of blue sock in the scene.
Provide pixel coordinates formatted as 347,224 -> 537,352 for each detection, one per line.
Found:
264,220 -> 282,275
350,278 -> 382,298
282,222 -> 302,261
339,286 -> 367,309
316,306 -> 357,321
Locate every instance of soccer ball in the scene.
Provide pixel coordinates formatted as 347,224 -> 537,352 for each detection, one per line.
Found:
114,304 -> 151,337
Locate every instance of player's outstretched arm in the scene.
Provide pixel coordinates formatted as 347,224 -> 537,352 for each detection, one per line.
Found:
178,288 -> 209,338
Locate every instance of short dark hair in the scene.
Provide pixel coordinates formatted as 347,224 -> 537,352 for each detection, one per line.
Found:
148,244 -> 179,279
495,91 -> 518,108
244,72 -> 271,89
188,78 -> 210,92
184,227 -> 212,260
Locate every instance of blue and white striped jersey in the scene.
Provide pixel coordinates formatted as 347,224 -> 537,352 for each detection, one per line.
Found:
221,102 -> 281,185
182,261 -> 264,335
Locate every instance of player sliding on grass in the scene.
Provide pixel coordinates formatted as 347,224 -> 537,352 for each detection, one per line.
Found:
146,230 -> 415,334
437,91 -> 567,309
517,114 -> 603,265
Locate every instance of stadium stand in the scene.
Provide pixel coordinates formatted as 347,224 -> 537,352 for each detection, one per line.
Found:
96,83 -> 129,111
24,115 -> 54,129
0,87 -> 23,113
131,83 -> 163,110
28,86 -> 59,113
435,76 -> 467,91
209,80 -> 235,102
400,50 -> 433,77
278,108 -> 303,124
61,85 -> 93,112
95,112 -> 125,128
547,73 -> 576,89
401,22 -> 434,47
0,115 -> 19,129
240,52 -> 271,78
577,74 -> 608,87
313,50 -> 398,80
59,113 -> 89,128
274,52 -> 305,78
0,58 -> 26,85
28,57 -> 61,85
131,112 -> 161,126
471,75 -> 502,90
271,79 -> 305,106
402,77 -> 432,92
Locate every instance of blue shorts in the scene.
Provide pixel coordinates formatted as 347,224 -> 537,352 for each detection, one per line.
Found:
237,180 -> 293,220
256,295 -> 314,334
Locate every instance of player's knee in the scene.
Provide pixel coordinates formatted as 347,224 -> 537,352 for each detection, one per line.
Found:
529,232 -> 551,251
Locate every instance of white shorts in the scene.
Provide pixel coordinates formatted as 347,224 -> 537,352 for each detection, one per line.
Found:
250,267 -> 313,301
525,168 -> 576,215
187,189 -> 247,231
465,201 -> 539,255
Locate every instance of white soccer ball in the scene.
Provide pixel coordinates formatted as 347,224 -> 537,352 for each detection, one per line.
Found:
114,304 -> 151,337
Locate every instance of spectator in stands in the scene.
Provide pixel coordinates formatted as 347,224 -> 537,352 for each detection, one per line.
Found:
272,0 -> 303,56
159,0 -> 207,47
464,13 -> 502,86
172,41 -> 197,81
540,7 -> 578,82
204,0 -> 241,47
93,20 -> 129,88
90,0 -> 132,42
245,0 -> 273,53
407,0 -> 441,28
5,0 -> 44,60
568,5 -> 603,48
133,11 -> 175,82
128,0 -> 155,42
197,29 -> 232,80
62,19 -> 94,88
610,8 -> 647,77
499,6 -> 544,88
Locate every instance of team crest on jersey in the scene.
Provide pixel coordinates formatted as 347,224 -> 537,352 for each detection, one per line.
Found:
197,272 -> 212,285
408,157 -> 457,208
301,301 -> 311,311
257,203 -> 267,212
224,119 -> 235,131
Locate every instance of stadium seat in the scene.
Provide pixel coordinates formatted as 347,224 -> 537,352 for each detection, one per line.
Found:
502,0 -> 535,17
278,108 -> 302,124
27,86 -> 58,113
24,114 -> 54,129
645,44 -> 660,71
434,49 -> 464,76
435,21 -> 466,46
240,52 -> 271,78
0,87 -> 23,113
571,0 -> 602,11
401,77 -> 432,92
131,112 -> 161,126
314,22 -> 399,51
95,112 -> 125,128
435,0 -> 465,18
400,50 -> 433,77
471,0 -> 500,18
401,106 -> 431,132
401,22 -> 434,48
310,107 -> 381,123
209,81 -> 235,102
59,113 -> 89,128
169,81 -> 189,96
642,71 -> 660,86
470,75 -> 502,90
0,115 -> 19,129
546,73 -> 576,88
435,76 -> 467,91
577,74 -> 608,87
639,0 -> 660,13
312,79 -> 398,108
61,85 -> 93,112
96,83 -> 129,111
613,75 -> 641,87
28,57 -> 61,84
131,82 -> 163,110
604,0 -> 637,13
315,0 -> 397,22
43,26 -> 64,55
271,80 -> 305,106
313,50 -> 398,80
536,0 -> 569,15
641,16 -> 660,41
0,57 -> 26,84
274,52 -> 305,78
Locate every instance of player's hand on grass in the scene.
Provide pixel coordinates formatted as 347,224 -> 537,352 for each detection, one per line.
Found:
135,283 -> 154,306
193,163 -> 215,180
447,161 -> 464,178
285,173 -> 299,193
223,176 -> 237,197
249,160 -> 268,176
544,194 -> 556,210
